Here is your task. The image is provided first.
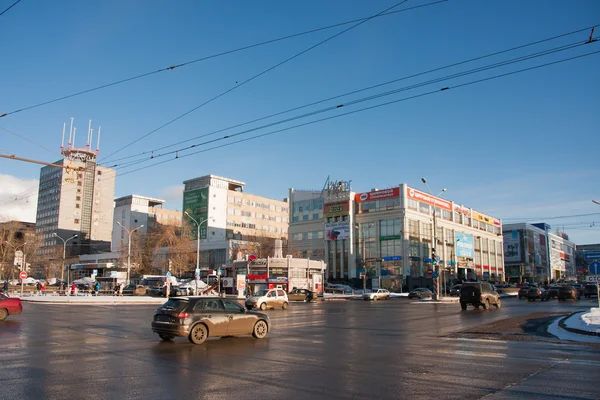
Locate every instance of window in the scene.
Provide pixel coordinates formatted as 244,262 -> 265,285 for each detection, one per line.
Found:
302,215 -> 309,221
222,300 -> 244,312
313,213 -> 319,220
75,204 -> 80,208
228,196 -> 234,204
74,219 -> 80,224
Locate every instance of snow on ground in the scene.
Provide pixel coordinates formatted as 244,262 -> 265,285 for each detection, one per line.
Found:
547,315 -> 600,344
564,308 -> 600,334
20,296 -> 166,305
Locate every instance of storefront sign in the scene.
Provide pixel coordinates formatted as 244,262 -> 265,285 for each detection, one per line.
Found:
355,187 -> 399,203
453,205 -> 471,217
455,233 -> 475,258
406,187 -> 452,211
323,201 -> 350,217
247,274 -> 268,280
325,221 -> 350,241
267,277 -> 288,283
472,210 -> 501,226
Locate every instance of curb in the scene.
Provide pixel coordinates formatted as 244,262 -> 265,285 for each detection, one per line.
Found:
558,312 -> 599,337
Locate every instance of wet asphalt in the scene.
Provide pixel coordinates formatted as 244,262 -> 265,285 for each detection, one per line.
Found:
1,297 -> 599,400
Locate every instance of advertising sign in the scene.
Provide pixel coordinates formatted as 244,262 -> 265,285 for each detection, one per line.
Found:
325,221 -> 351,241
455,232 -> 475,258
406,187 -> 452,211
453,205 -> 471,217
323,201 -> 350,217
472,210 -> 501,226
355,187 -> 399,203
503,230 -> 521,262
182,188 -> 209,239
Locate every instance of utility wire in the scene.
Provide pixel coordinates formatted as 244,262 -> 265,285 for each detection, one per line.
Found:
104,24 -> 599,166
98,0 -> 414,163
0,0 -> 20,16
503,212 -> 600,221
115,49 -> 600,177
109,39 -> 592,170
0,125 -> 63,157
0,0 -> 445,120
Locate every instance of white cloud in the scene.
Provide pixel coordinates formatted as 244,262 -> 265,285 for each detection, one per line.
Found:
159,184 -> 184,210
0,174 -> 38,223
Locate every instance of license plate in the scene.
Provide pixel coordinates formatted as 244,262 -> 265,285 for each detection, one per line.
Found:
155,315 -> 172,322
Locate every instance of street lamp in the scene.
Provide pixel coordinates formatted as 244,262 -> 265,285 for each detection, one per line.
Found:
185,211 -> 209,295
421,177 -> 447,300
356,223 -> 374,291
116,222 -> 144,285
53,233 -> 78,283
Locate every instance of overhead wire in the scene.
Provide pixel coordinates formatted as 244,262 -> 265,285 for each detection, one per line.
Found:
0,125 -> 63,157
103,24 -> 599,166
0,0 -> 445,119
109,38 -> 595,171
0,0 -> 20,17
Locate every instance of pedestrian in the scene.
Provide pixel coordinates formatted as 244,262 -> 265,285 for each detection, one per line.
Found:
41,282 -> 47,296
36,281 -> 42,296
2,280 -> 8,294
94,281 -> 100,296
70,282 -> 76,296
113,284 -> 119,296
118,283 -> 124,297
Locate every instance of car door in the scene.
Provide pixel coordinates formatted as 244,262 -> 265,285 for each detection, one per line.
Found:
222,299 -> 255,335
192,299 -> 229,336
277,290 -> 287,306
288,289 -> 300,302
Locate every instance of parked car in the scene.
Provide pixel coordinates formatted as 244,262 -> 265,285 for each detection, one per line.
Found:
527,287 -> 550,301
547,286 -> 561,299
557,286 -> 580,301
245,289 -> 289,310
459,282 -> 501,310
583,284 -> 598,298
151,296 -> 270,344
0,292 -> 22,321
288,288 -> 316,302
363,288 -> 390,301
122,284 -> 146,296
449,284 -> 462,297
572,284 -> 585,297
408,288 -> 432,300
518,286 -> 531,299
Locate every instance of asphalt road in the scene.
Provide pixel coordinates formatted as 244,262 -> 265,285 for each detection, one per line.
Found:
1,297 -> 599,400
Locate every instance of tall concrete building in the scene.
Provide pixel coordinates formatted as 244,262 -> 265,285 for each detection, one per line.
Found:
112,195 -> 182,253
182,175 -> 289,271
36,119 -> 115,258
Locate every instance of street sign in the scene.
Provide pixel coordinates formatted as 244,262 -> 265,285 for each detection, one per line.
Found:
586,275 -> 600,283
195,267 -> 200,277
382,256 -> 402,261
165,271 -> 172,278
19,271 -> 27,280
217,269 -> 222,276
14,250 -> 24,266
584,252 -> 600,260
590,261 -> 600,275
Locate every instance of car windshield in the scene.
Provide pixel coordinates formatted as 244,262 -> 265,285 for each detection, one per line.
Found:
159,299 -> 187,312
254,290 -> 269,297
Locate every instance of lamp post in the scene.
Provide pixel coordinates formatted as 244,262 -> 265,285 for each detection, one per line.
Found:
421,177 -> 446,300
53,233 -> 78,283
356,223 -> 374,292
185,212 -> 209,295
116,222 -> 144,285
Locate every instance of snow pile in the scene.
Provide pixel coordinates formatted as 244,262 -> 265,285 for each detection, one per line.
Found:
579,308 -> 600,333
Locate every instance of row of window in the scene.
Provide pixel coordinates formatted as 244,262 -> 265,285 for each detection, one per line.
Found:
226,208 -> 288,222
226,220 -> 287,234
293,213 -> 322,222
227,196 -> 288,213
292,231 -> 324,241
292,199 -> 324,215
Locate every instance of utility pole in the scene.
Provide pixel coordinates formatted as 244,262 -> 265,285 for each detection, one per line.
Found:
185,212 -> 209,295
421,178 -> 447,301
53,233 -> 78,283
117,222 -> 144,285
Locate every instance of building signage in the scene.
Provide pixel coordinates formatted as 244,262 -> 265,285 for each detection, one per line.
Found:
382,256 -> 402,261
323,201 -> 350,217
182,188 -> 209,239
267,277 -> 288,283
269,259 -> 288,268
471,210 -> 501,226
503,230 -> 521,263
247,273 -> 268,280
380,235 -> 401,241
455,232 -> 475,258
453,205 -> 471,217
355,187 -> 399,203
325,221 -> 351,241
406,187 -> 452,211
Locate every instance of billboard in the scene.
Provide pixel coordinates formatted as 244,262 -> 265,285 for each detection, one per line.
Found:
323,201 -> 350,217
183,188 -> 209,239
406,187 -> 452,211
324,222 -> 351,241
455,232 -> 475,258
503,230 -> 521,262
355,187 -> 399,203
472,210 -> 501,226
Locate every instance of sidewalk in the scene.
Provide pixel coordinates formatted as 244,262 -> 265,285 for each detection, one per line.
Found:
547,308 -> 600,343
19,294 -> 166,305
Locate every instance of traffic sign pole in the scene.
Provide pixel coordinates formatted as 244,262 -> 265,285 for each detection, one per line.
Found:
19,271 -> 27,297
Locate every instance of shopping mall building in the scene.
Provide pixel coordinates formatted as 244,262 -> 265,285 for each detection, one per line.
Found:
288,181 -> 504,290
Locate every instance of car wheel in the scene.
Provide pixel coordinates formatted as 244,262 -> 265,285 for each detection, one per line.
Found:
0,309 -> 7,321
373,296 -> 377,301
252,320 -> 268,339
158,333 -> 174,341
494,299 -> 501,308
260,302 -> 267,311
188,323 -> 208,345
282,302 -> 288,310
460,302 -> 467,311
482,299 -> 490,310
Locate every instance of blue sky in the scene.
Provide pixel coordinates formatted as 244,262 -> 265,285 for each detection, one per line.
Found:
1,0 -> 599,244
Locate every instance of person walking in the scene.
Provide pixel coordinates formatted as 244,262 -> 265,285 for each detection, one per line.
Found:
70,282 -> 76,296
36,281 -> 42,296
41,282 -> 47,296
118,283 -> 124,297
2,280 -> 8,294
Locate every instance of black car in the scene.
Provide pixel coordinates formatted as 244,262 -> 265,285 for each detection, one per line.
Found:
460,282 -> 501,310
151,297 -> 270,344
572,284 -> 585,297
547,286 -> 561,299
518,286 -> 530,299
449,284 -> 462,297
527,287 -> 550,301
557,286 -> 580,301
583,284 -> 598,298
408,288 -> 432,300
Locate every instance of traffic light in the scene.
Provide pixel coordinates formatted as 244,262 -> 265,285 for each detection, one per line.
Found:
431,248 -> 437,265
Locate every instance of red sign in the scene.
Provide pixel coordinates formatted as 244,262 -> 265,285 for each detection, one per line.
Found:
406,187 -> 452,211
426,269 -> 434,276
355,187 -> 399,203
19,271 -> 27,280
247,274 -> 268,281
248,254 -> 257,261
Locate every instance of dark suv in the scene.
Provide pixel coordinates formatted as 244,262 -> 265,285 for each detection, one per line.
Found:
460,282 -> 501,310
151,297 -> 270,344
557,286 -> 580,301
